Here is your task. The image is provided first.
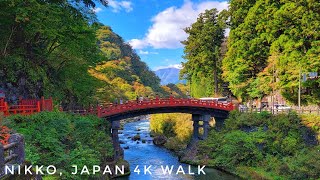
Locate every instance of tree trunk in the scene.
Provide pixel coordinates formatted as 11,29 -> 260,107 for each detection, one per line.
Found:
214,59 -> 218,95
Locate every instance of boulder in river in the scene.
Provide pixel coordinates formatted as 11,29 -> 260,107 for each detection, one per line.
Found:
119,140 -> 125,144
123,146 -> 129,149
153,135 -> 167,146
141,139 -> 146,143
131,134 -> 141,141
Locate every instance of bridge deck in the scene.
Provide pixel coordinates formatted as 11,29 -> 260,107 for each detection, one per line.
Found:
97,97 -> 234,118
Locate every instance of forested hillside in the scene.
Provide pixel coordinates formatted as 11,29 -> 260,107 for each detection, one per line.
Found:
90,26 -> 167,103
224,0 -> 320,104
0,0 -> 104,107
181,1 -> 320,105
0,0 -> 174,108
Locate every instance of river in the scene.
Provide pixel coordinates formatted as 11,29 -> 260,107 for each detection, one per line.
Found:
116,119 -> 239,180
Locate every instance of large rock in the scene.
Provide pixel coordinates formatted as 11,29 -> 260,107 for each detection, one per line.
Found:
131,134 -> 141,141
153,135 -> 167,146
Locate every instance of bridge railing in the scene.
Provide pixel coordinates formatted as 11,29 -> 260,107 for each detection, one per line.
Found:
0,134 -> 25,178
98,97 -> 234,117
65,97 -> 234,118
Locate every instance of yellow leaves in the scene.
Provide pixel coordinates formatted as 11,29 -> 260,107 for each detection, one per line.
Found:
161,86 -> 171,94
95,61 -> 119,71
150,113 -> 192,142
88,68 -> 109,82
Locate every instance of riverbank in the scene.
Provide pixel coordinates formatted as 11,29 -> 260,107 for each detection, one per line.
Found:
150,112 -> 320,179
1,112 -> 130,179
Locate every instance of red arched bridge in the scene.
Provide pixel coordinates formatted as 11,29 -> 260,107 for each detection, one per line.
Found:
93,97 -> 234,120
86,97 -> 235,158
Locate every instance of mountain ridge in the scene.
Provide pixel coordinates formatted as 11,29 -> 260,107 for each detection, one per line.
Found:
155,67 -> 186,85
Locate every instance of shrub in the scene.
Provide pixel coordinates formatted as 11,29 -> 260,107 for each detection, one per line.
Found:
3,112 -> 113,179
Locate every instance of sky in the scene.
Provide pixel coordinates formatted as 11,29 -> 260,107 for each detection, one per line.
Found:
94,0 -> 229,71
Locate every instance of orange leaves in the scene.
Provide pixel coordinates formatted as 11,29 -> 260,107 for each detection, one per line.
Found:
0,126 -> 11,145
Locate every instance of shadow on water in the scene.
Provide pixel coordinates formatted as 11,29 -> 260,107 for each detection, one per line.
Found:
116,119 -> 239,180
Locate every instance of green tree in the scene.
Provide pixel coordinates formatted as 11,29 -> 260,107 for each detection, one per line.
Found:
0,0 -> 107,107
223,0 -> 320,104
181,8 -> 226,98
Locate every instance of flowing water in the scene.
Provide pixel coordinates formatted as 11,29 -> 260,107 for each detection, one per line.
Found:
116,119 -> 239,180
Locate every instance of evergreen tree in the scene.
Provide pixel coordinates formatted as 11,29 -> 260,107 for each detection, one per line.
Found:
223,0 -> 320,105
181,8 -> 226,98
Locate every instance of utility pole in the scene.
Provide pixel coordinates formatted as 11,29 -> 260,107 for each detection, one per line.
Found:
298,63 -> 301,109
272,63 -> 275,114
189,78 -> 192,98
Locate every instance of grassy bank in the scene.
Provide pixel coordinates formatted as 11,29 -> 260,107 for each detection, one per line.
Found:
2,112 -> 115,179
150,113 -> 193,151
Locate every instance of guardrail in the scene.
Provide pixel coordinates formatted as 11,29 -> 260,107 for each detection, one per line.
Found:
0,134 -> 25,178
292,108 -> 320,115
240,108 -> 320,115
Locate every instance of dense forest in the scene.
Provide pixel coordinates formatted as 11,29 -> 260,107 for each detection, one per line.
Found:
0,0 -> 189,109
181,0 -> 320,105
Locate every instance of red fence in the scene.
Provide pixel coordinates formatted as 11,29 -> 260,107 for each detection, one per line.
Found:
0,97 -> 53,116
0,99 -> 9,116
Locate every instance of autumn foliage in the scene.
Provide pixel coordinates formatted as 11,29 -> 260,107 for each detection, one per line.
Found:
0,126 -> 11,145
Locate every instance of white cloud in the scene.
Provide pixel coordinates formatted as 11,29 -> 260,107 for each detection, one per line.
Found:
154,64 -> 183,71
129,1 -> 228,49
109,0 -> 133,12
138,50 -> 159,55
92,7 -> 103,13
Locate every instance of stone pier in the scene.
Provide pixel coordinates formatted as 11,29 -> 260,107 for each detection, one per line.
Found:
192,114 -> 211,141
111,121 -> 124,159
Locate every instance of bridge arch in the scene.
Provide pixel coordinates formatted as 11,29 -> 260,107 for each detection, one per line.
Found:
99,97 -> 233,121
97,97 -> 234,159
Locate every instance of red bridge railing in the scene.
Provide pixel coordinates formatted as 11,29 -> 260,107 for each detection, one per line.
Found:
69,97 -> 235,118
